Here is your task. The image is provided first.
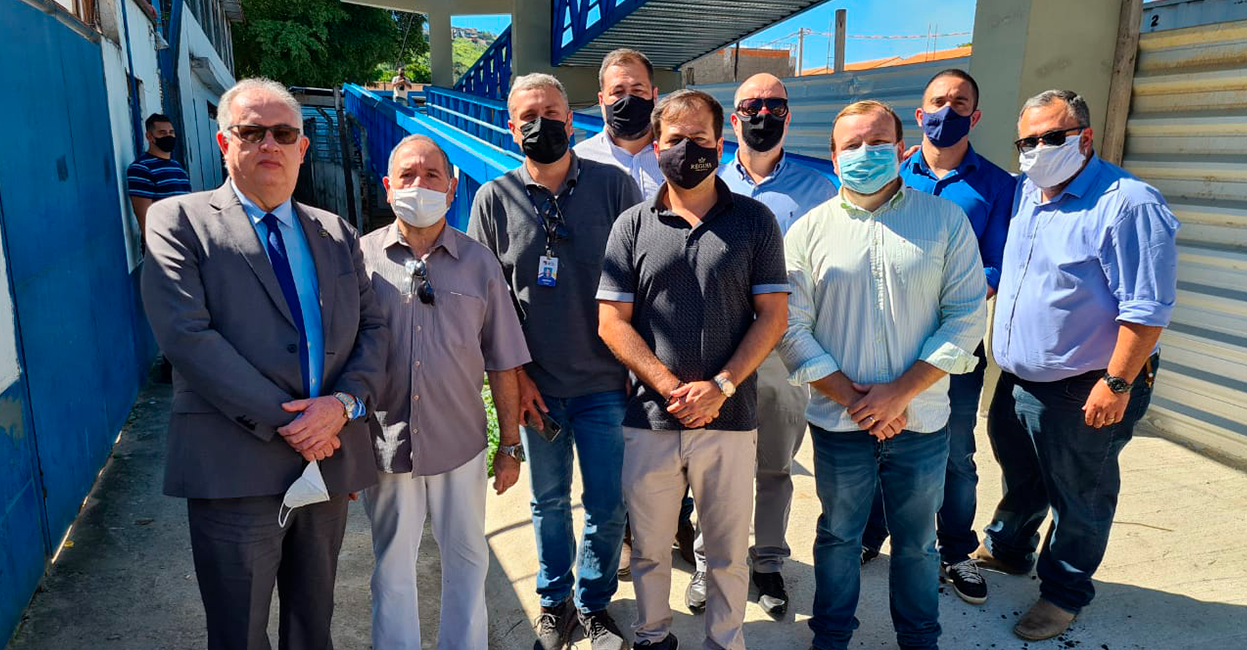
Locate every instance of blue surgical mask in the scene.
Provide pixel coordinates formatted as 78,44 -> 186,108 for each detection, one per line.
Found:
921,105 -> 973,147
836,143 -> 900,195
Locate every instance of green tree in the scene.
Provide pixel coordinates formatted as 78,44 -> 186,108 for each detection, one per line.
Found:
232,0 -> 428,87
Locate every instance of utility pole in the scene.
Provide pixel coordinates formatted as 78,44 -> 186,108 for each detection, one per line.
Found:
733,40 -> 741,82
834,9 -> 846,74
797,27 -> 807,76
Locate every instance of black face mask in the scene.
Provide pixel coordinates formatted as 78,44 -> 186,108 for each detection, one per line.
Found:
519,117 -> 569,164
658,138 -> 719,190
739,113 -> 784,153
605,94 -> 654,140
154,135 -> 177,153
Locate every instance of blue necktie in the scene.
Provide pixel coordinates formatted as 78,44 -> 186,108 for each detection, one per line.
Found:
261,213 -> 310,396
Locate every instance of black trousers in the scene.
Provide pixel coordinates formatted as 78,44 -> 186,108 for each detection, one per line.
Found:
187,493 -> 350,650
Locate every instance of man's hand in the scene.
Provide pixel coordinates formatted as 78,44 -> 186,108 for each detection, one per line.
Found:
516,369 -> 549,430
492,452 -> 520,495
848,382 -> 914,438
301,435 -> 341,462
667,381 -> 727,429
871,413 -> 909,441
279,396 -> 348,454
1083,380 -> 1131,428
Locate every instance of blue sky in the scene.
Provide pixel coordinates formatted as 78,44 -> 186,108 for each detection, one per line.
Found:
452,0 -> 978,69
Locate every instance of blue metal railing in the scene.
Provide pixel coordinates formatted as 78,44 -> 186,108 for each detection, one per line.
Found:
552,0 -> 649,66
425,86 -> 521,156
454,26 -> 513,100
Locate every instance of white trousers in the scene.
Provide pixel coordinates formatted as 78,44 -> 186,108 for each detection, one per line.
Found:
363,449 -> 489,650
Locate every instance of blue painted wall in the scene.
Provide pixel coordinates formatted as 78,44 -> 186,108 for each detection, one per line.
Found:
0,2 -> 157,642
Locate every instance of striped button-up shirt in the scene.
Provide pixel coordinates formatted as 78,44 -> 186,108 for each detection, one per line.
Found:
778,187 -> 987,433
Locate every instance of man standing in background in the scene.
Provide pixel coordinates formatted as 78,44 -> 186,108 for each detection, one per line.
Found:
128,113 -> 192,241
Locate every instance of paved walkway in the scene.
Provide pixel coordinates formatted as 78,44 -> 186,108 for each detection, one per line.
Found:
7,381 -> 1247,649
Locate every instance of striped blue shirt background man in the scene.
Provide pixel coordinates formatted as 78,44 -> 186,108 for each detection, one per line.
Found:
127,113 -> 193,241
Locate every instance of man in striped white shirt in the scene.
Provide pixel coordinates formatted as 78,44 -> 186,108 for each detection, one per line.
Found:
778,100 -> 986,650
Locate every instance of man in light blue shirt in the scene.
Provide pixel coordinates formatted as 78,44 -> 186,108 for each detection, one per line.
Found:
976,90 -> 1178,642
780,100 -> 986,650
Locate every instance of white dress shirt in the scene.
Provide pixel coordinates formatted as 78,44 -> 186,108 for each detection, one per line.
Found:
574,130 -> 664,200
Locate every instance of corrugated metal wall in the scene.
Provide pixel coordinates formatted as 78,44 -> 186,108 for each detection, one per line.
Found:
1121,18 -> 1247,462
691,58 -> 970,161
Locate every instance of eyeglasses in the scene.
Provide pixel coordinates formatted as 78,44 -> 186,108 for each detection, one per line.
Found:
532,189 -> 570,251
735,98 -> 789,119
1014,126 -> 1085,153
229,124 -> 302,145
407,258 -> 435,305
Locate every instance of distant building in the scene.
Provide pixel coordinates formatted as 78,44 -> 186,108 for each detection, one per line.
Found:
802,45 -> 972,75
682,47 -> 796,86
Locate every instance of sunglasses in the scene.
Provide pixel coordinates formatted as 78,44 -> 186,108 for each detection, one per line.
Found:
229,124 -> 302,145
408,258 -> 435,305
735,98 -> 789,119
1014,126 -> 1085,153
532,190 -> 571,250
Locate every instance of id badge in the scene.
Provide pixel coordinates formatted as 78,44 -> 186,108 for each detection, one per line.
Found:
537,255 -> 559,287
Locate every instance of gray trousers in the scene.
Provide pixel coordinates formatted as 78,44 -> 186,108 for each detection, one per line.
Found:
623,426 -> 757,650
187,493 -> 350,650
695,352 -> 809,574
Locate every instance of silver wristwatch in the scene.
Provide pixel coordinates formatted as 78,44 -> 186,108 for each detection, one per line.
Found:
713,373 -> 736,398
497,443 -> 526,463
332,392 -> 358,419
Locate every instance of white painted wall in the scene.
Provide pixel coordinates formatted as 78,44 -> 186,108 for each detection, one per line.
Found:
178,9 -> 234,193
0,227 -> 21,393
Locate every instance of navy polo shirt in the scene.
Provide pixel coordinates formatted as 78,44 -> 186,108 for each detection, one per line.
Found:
126,152 -> 192,201
900,144 -> 1016,290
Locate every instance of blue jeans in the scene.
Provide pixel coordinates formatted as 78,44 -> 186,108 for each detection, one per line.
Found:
520,390 -> 627,613
809,426 -> 948,650
863,347 -> 986,562
983,357 -> 1157,613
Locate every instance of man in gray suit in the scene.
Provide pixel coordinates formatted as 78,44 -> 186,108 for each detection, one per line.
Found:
141,78 -> 388,650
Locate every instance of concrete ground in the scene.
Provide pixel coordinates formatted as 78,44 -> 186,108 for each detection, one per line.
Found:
7,380 -> 1247,650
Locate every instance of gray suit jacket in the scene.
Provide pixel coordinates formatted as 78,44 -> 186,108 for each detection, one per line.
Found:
141,183 -> 389,499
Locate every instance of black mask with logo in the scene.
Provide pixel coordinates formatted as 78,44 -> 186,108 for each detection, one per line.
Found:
605,94 -> 654,140
519,117 -> 569,164
739,113 -> 784,152
154,135 -> 177,154
658,138 -> 719,189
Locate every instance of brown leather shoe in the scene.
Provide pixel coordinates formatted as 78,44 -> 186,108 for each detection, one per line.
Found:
970,542 -> 1030,575
1014,598 -> 1076,640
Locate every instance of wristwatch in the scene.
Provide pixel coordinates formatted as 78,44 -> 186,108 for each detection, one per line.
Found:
1102,374 -> 1131,394
713,373 -> 736,398
332,391 -> 359,419
497,443 -> 526,463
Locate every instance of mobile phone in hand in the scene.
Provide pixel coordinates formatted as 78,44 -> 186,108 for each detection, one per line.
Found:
526,410 -> 562,442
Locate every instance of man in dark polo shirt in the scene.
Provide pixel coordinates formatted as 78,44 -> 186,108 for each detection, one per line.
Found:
597,89 -> 789,650
468,73 -> 640,650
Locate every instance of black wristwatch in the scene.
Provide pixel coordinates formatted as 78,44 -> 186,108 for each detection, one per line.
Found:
1102,374 -> 1131,394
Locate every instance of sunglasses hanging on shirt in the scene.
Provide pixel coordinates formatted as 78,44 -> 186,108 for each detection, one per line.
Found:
403,258 -> 435,305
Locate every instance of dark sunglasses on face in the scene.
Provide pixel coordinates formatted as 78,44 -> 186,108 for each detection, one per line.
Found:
230,124 -> 302,145
1014,126 -> 1085,153
411,258 -> 435,305
736,98 -> 789,119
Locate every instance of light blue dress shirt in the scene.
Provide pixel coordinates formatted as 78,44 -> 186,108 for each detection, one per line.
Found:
780,188 -> 987,433
231,181 -> 326,398
993,155 -> 1180,382
719,150 -> 838,235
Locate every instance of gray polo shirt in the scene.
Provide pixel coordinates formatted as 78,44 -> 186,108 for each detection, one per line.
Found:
596,178 -> 789,431
468,153 -> 643,398
361,222 -> 530,476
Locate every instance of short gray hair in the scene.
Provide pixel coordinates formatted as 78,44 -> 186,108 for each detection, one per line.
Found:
218,78 -> 302,133
387,134 -> 452,177
1019,89 -> 1090,127
507,73 -> 568,118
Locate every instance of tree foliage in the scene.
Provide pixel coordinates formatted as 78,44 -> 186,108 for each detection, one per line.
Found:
231,0 -> 428,87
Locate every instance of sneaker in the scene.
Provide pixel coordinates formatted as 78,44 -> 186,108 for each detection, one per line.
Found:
634,633 -> 678,650
533,597 -> 577,650
969,542 -> 1030,575
579,609 -> 626,650
752,570 -> 788,617
618,524 -> 633,579
685,571 -> 707,612
941,559 -> 988,604
1013,598 -> 1076,640
675,517 -> 696,567
860,546 -> 880,565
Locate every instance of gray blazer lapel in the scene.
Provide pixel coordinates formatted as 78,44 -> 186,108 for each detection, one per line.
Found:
296,204 -> 338,337
209,184 -> 298,329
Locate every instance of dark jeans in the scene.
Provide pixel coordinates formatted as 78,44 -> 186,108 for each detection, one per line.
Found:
521,390 -> 628,613
809,426 -> 948,650
864,346 -> 986,562
983,356 -> 1157,613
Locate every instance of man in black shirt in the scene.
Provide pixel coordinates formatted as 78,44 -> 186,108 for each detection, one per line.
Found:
597,89 -> 789,650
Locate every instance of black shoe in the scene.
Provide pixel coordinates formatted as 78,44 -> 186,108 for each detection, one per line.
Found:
942,559 -> 988,605
685,570 -> 707,612
861,546 -> 880,565
752,570 -> 788,617
675,517 -> 696,567
579,609 -> 626,650
618,524 -> 632,579
533,597 -> 577,650
634,633 -> 678,650
156,356 -> 173,384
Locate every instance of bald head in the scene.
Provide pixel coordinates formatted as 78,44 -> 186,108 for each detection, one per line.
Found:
734,73 -> 788,106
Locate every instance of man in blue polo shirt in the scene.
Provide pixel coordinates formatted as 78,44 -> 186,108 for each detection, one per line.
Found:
127,113 -> 193,241
860,69 -> 1015,607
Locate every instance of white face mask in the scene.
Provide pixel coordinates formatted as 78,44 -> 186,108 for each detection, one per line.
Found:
278,460 -> 330,527
1018,133 -> 1087,190
391,186 -> 450,228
